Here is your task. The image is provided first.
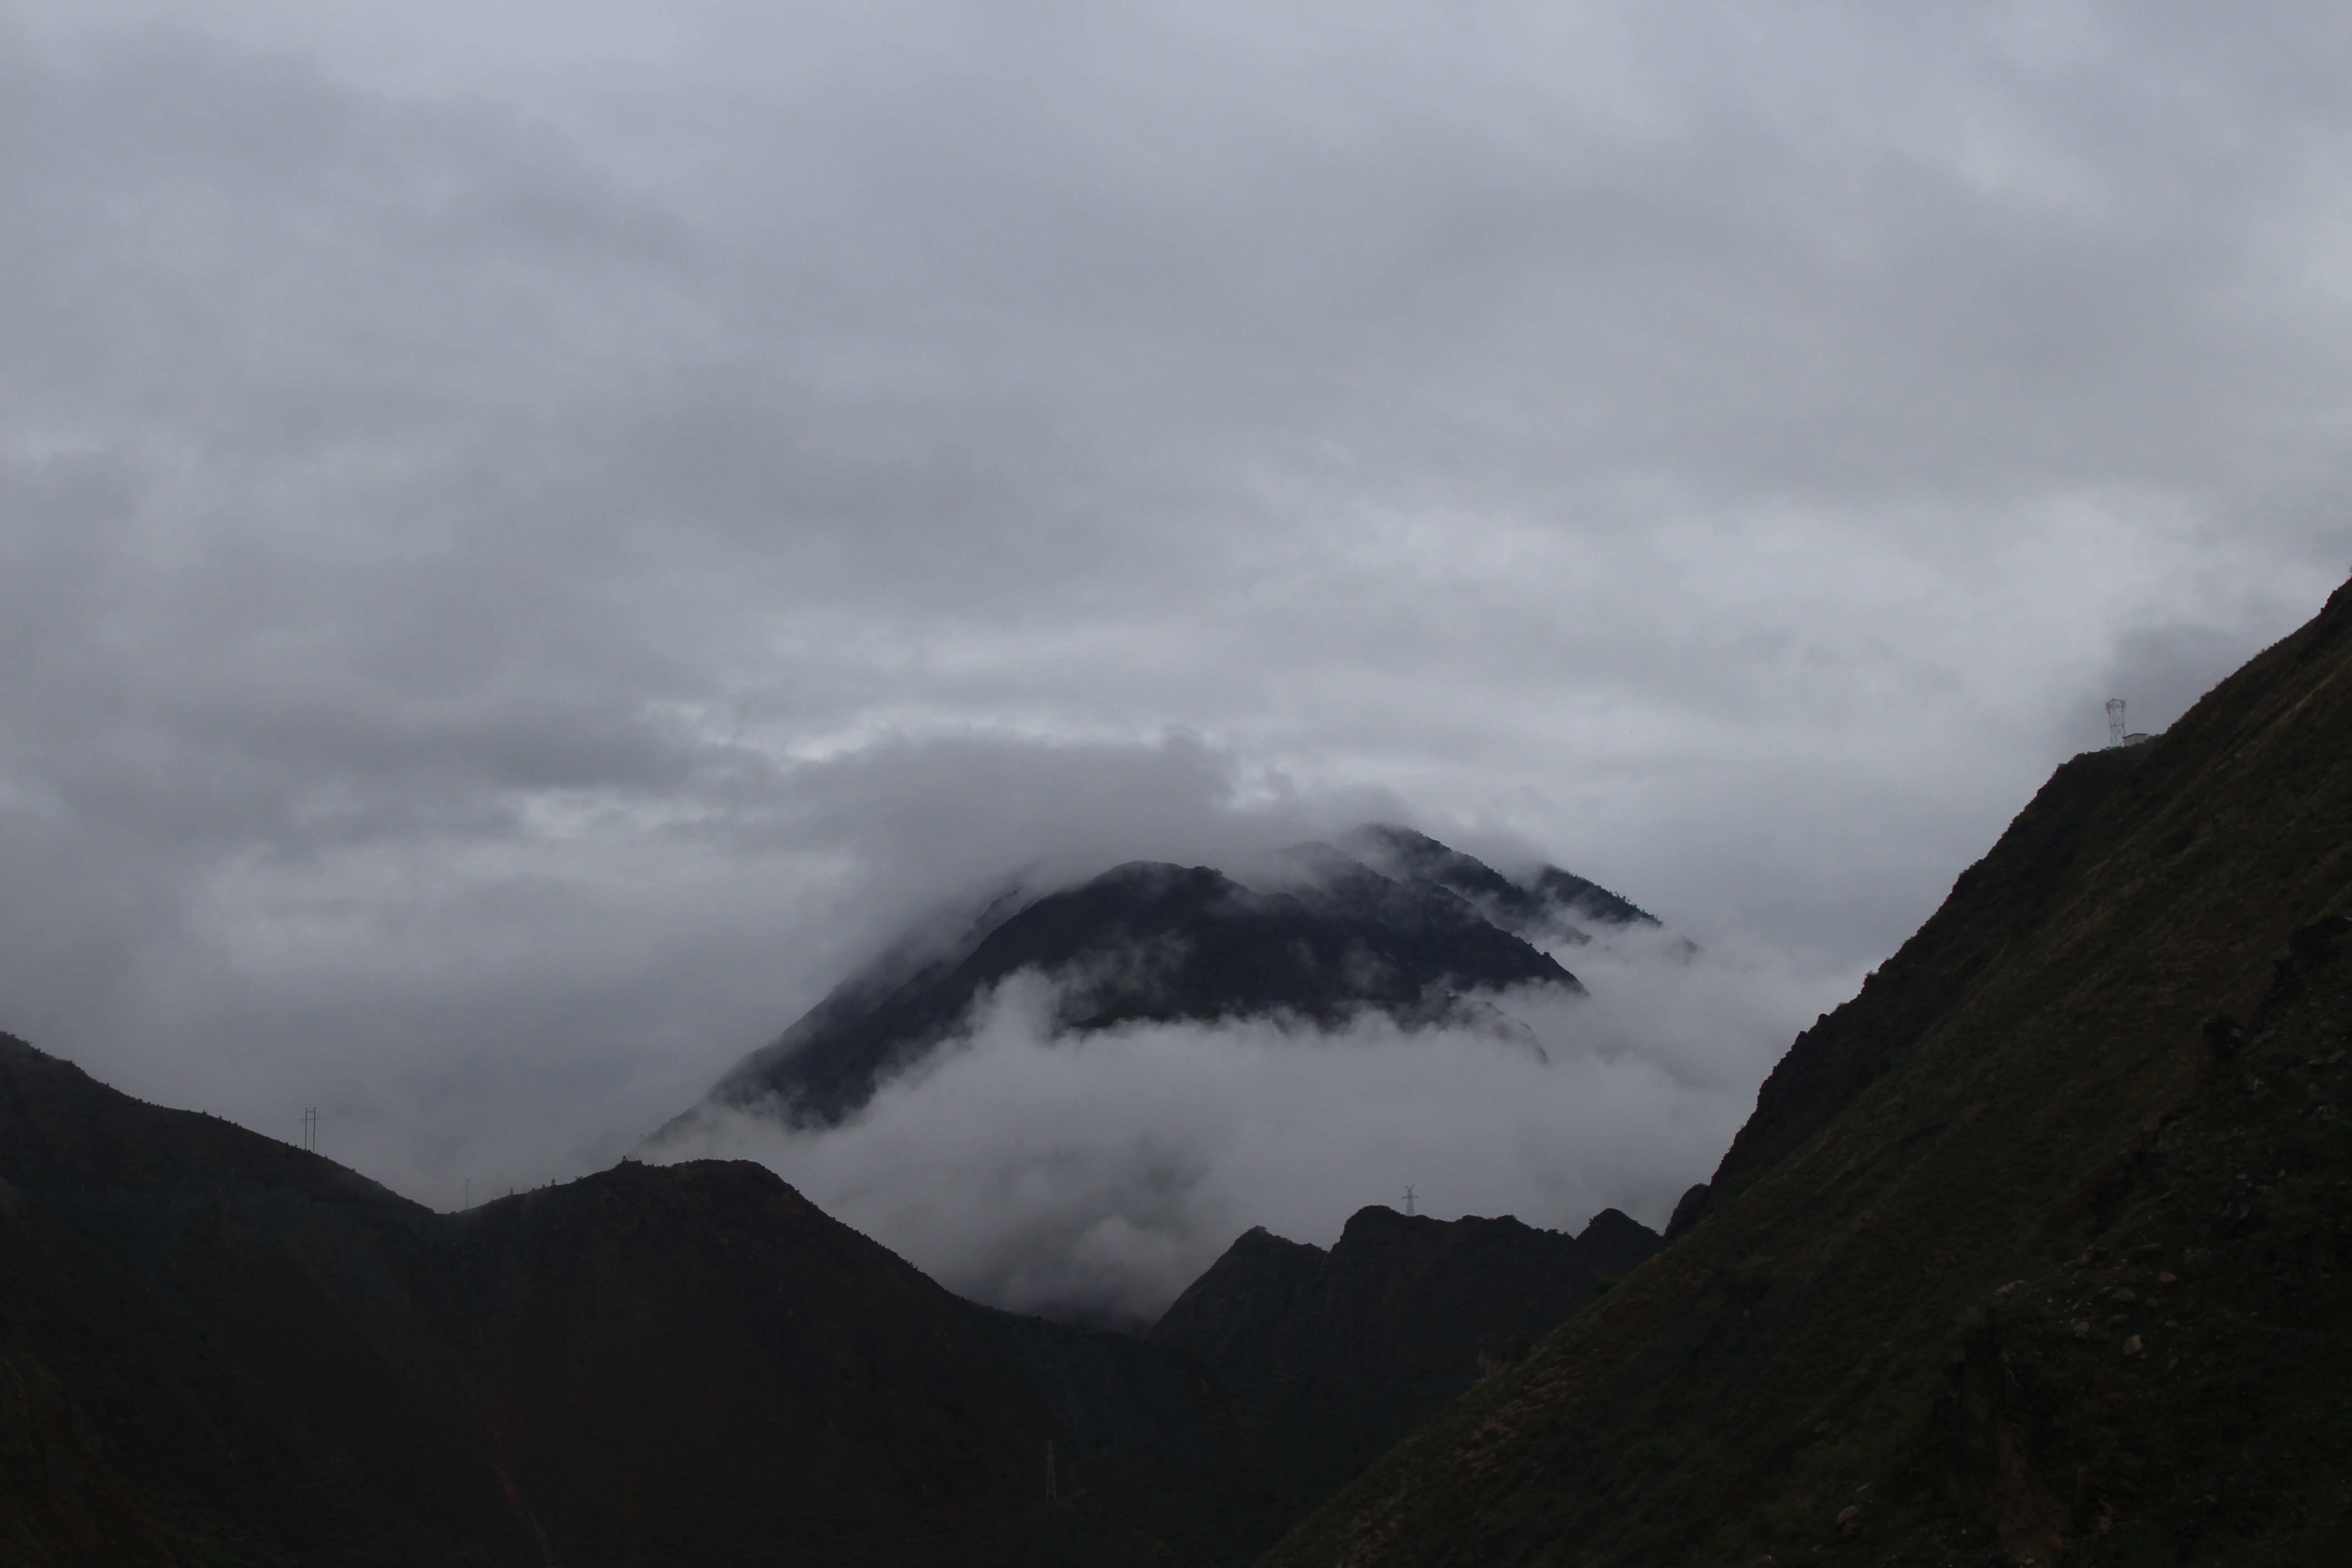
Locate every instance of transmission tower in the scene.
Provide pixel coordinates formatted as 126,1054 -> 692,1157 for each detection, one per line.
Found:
2107,698 -> 2126,749
1403,1185 -> 1417,1216
302,1107 -> 318,1152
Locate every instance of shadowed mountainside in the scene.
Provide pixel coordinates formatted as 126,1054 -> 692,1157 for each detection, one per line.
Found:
1261,583 -> 2352,1565
0,1037 -> 1278,1566
0,1031 -> 1658,1567
1154,1204 -> 1659,1385
686,834 -> 1646,1130
1136,1205 -> 1660,1529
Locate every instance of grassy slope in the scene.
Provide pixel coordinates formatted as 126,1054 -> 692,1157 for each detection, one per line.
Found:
1262,579 -> 2352,1568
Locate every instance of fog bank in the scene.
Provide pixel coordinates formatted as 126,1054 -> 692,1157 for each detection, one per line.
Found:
657,924 -> 1855,1327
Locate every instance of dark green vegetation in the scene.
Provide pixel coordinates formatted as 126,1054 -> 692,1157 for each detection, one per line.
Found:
0,1034 -> 1641,1566
689,833 -> 1648,1129
1262,584 -> 2352,1566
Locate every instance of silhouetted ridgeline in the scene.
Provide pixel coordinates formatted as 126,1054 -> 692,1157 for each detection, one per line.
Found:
1262,582 -> 2352,1565
0,1033 -> 1640,1566
0,1037 -> 1259,1565
1155,1204 -> 1657,1384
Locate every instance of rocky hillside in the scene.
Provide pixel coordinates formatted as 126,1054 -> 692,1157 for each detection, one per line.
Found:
684,832 -> 1648,1129
1260,583 -> 2352,1565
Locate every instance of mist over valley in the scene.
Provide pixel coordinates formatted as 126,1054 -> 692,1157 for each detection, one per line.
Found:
651,826 -> 1828,1327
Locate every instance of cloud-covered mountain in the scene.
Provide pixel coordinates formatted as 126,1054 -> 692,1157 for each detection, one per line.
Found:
674,828 -> 1651,1132
1336,824 -> 1660,943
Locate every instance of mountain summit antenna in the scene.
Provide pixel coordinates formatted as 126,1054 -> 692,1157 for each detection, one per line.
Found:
2107,697 -> 2127,748
301,1107 -> 318,1152
1402,1185 -> 1416,1216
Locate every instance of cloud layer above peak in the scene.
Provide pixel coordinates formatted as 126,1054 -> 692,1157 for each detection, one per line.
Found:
2,0 -> 2347,1208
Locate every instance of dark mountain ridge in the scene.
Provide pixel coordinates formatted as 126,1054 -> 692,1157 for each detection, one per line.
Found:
0,1034 -> 1255,1565
686,831 -> 1648,1130
1262,582 -> 2352,1565
0,1030 -> 1662,1567
1154,1203 -> 1660,1385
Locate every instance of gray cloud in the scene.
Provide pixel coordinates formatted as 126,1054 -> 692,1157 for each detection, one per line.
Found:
657,926 -> 1849,1328
0,3 -> 2346,1217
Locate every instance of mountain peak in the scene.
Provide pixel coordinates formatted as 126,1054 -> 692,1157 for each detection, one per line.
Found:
1340,823 -> 1659,937
677,828 -> 1640,1130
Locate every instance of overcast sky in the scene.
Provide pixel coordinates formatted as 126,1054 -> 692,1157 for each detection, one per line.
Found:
2,2 -> 2347,1243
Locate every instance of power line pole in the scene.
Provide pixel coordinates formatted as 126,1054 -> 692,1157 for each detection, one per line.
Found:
302,1107 -> 318,1152
1403,1185 -> 1416,1216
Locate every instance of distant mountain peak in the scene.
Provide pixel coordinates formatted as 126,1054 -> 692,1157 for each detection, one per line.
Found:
666,828 -> 1657,1132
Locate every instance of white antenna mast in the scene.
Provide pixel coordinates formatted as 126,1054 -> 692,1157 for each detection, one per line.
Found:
2106,697 -> 2126,749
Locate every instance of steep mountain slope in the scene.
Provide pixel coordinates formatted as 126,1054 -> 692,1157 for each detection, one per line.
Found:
1263,580 -> 2352,1567
692,837 -> 1626,1129
1662,741 -> 2156,1242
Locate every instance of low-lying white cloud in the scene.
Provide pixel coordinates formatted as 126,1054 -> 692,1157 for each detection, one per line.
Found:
656,924 -> 1856,1328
